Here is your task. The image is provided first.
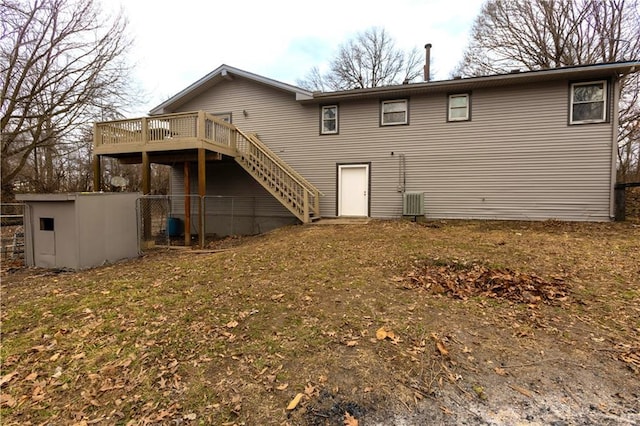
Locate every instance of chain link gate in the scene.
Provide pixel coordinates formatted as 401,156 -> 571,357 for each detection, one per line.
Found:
1,203 -> 25,261
137,196 -> 170,250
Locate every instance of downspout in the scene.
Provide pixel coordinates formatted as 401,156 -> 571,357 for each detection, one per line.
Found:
609,76 -> 621,220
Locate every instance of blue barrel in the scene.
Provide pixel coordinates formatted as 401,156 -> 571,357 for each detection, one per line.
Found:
167,217 -> 183,237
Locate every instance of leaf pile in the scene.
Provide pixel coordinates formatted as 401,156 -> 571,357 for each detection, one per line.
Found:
402,260 -> 569,304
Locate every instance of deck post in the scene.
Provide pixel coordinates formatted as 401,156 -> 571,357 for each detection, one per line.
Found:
303,190 -> 309,224
92,123 -> 101,192
141,117 -> 148,143
184,161 -> 191,246
142,151 -> 151,195
92,154 -> 101,192
197,111 -> 206,139
198,148 -> 206,247
313,190 -> 319,219
142,151 -> 152,242
230,128 -> 237,151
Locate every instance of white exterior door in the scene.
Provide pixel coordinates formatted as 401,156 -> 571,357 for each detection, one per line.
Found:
338,164 -> 369,217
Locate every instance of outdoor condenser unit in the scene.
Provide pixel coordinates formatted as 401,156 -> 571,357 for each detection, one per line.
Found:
402,192 -> 424,216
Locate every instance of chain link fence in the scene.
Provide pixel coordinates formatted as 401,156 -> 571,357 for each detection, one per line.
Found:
136,195 -> 272,252
1,203 -> 25,261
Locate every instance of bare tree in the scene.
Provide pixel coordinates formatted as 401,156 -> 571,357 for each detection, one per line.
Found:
0,0 -> 138,201
454,0 -> 640,182
298,27 -> 423,91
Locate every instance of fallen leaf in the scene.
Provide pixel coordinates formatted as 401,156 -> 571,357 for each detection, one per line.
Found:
0,393 -> 16,407
509,384 -> 533,398
184,413 -> 197,420
25,372 -> 38,381
436,340 -> 449,356
32,385 -> 45,401
276,383 -> 289,390
304,383 -> 316,396
472,384 -> 486,400
440,405 -> 453,415
72,352 -> 86,360
49,352 -> 61,362
344,412 -> 359,426
271,293 -> 285,301
155,409 -> 171,421
225,320 -> 238,328
346,340 -> 358,347
286,393 -> 304,410
0,371 -> 18,387
376,327 -> 387,340
494,367 -> 508,376
52,366 -> 63,378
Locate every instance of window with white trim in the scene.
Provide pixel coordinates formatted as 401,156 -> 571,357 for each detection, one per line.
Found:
448,94 -> 469,121
321,105 -> 338,134
381,99 -> 408,126
570,81 -> 607,124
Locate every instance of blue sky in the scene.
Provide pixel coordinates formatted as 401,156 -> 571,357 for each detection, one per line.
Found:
106,0 -> 485,115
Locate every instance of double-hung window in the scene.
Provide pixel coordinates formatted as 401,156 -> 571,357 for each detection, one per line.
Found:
570,81 -> 607,124
381,99 -> 408,126
321,105 -> 338,134
448,94 -> 470,121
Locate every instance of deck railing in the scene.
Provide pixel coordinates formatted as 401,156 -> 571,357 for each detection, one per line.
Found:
94,111 -> 237,148
94,111 -> 322,223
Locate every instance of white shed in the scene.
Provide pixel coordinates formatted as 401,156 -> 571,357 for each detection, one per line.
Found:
16,192 -> 139,270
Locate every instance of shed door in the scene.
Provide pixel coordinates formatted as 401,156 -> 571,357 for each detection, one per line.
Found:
338,164 -> 369,217
36,216 -> 56,267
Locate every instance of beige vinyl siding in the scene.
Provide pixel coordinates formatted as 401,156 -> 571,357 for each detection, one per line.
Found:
171,77 -> 614,222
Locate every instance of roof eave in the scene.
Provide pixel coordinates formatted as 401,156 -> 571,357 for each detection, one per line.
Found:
149,64 -> 313,115
302,61 -> 640,103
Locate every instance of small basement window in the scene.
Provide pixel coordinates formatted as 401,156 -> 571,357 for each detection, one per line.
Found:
321,105 -> 338,134
40,217 -> 54,231
381,99 -> 408,126
448,94 -> 470,121
570,80 -> 607,124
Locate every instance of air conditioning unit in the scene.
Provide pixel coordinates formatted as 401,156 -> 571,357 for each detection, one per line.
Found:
403,192 -> 424,216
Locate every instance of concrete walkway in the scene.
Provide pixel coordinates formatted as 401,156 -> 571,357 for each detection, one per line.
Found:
311,217 -> 372,225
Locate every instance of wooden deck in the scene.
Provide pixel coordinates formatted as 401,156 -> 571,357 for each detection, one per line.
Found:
93,111 -> 322,225
94,111 -> 238,158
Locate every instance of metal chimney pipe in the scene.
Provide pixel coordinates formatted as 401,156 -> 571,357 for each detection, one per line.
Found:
424,43 -> 432,82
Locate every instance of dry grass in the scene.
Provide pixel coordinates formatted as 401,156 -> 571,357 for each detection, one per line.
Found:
1,219 -> 639,425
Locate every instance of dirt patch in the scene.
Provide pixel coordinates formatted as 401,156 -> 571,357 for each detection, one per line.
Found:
301,389 -> 366,425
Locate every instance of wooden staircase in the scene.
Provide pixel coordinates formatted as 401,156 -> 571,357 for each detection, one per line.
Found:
232,129 -> 321,223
